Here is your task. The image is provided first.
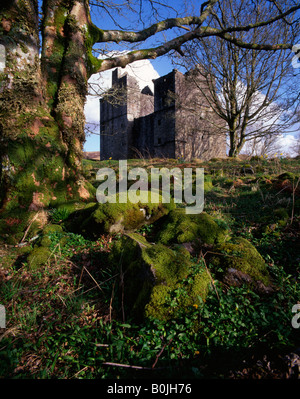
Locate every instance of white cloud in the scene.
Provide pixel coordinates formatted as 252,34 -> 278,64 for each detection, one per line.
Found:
276,133 -> 298,156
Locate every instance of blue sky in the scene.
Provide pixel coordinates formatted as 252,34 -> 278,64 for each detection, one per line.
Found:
84,1 -> 182,152
36,0 -> 298,155
83,1 -> 299,156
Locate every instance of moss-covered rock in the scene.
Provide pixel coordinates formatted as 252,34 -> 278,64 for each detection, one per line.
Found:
27,246 -> 51,270
42,224 -> 63,236
109,233 -> 211,321
65,193 -> 175,238
24,223 -> 64,266
203,175 -> 213,192
272,173 -> 300,196
40,235 -> 52,248
276,172 -> 296,181
240,164 -> 254,175
210,237 -> 270,288
109,234 -> 154,319
273,208 -> 290,227
156,209 -> 229,246
258,207 -> 290,234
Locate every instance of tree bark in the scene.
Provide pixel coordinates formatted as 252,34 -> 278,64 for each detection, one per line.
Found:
0,0 -> 94,243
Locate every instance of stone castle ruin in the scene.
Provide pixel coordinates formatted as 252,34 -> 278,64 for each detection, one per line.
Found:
100,67 -> 226,160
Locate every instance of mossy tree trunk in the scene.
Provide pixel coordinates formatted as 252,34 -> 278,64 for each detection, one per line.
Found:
0,0 -> 227,241
0,0 -> 95,241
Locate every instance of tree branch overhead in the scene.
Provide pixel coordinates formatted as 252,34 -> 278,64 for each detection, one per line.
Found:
87,0 -> 300,73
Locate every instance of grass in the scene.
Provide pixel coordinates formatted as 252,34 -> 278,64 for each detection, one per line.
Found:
0,155 -> 300,379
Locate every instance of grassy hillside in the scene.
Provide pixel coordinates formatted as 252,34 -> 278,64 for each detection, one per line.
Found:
0,155 -> 299,379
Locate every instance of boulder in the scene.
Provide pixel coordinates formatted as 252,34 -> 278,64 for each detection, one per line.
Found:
210,237 -> 271,289
27,246 -> 51,270
109,233 -> 211,321
156,209 -> 229,246
272,172 -> 300,196
223,268 -> 274,294
27,224 -> 63,269
240,165 -> 254,175
64,192 -> 175,238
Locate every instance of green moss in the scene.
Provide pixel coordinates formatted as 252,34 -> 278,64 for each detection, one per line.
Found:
18,245 -> 33,256
65,192 -> 175,237
14,173 -> 37,205
108,236 -> 152,318
86,49 -> 103,76
85,23 -> 104,47
156,209 -> 229,246
8,139 -> 36,165
27,246 -> 51,270
204,175 -> 213,191
191,174 -> 213,192
273,208 -> 289,220
190,271 -> 211,302
93,202 -> 144,232
211,237 -> 269,286
144,285 -> 172,321
43,224 -> 63,236
258,207 -> 290,233
40,236 -> 52,247
109,234 -> 211,321
24,224 -> 63,269
83,24 -> 104,76
142,243 -> 211,320
0,209 -> 31,244
277,172 -> 296,181
33,224 -> 63,248
142,244 -> 190,285
126,232 -> 151,248
43,156 -> 65,181
53,6 -> 69,34
1,129 -> 89,235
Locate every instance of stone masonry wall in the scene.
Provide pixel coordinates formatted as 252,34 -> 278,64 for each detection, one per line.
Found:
100,67 -> 227,161
174,69 -> 227,161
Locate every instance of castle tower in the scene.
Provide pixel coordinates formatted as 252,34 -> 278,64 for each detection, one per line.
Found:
172,67 -> 227,161
100,68 -> 153,160
152,70 -> 177,158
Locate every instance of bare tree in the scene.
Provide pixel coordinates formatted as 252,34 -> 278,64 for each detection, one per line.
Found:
242,132 -> 282,157
295,132 -> 300,156
173,0 -> 300,157
0,0 -> 300,238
